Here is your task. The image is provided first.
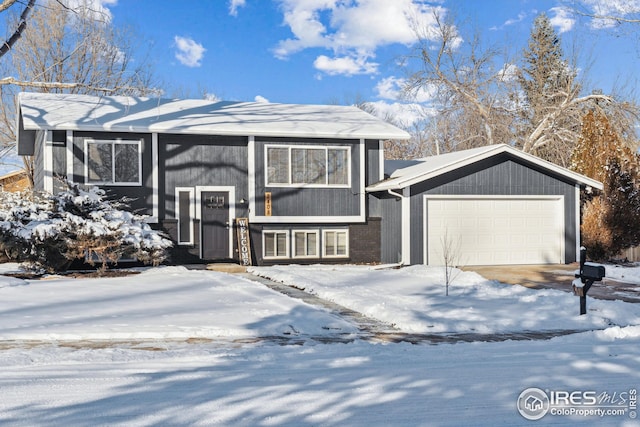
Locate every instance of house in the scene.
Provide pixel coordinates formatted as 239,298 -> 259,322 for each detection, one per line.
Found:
15,92 -> 410,265
0,169 -> 30,192
366,144 -> 603,266
15,92 -> 602,267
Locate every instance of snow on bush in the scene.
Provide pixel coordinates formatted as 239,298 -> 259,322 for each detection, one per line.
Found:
0,182 -> 172,273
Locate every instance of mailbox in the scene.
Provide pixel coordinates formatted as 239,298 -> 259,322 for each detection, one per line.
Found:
581,263 -> 606,282
573,247 -> 606,315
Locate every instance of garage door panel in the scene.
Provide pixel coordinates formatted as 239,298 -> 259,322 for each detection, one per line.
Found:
426,197 -> 563,266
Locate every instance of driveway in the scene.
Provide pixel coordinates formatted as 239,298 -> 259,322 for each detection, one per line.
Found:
462,264 -> 640,303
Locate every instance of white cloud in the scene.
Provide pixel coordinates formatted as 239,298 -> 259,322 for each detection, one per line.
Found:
580,0 -> 640,28
366,100 -> 435,128
490,11 -> 527,30
229,0 -> 246,16
273,0 -> 447,76
549,7 -> 575,33
313,55 -> 378,76
173,36 -> 206,67
66,0 -> 117,22
375,76 -> 437,104
254,95 -> 270,103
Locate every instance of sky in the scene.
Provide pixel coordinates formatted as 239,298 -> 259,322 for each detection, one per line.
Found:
96,0 -> 640,118
1,0 -> 639,174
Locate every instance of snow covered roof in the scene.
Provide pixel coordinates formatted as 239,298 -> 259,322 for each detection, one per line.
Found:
16,92 -> 411,141
367,144 -> 603,191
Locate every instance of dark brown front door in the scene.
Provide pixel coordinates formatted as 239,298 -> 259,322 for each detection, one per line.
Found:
201,191 -> 229,259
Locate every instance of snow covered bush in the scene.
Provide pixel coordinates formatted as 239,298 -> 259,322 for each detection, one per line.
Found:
0,182 -> 172,273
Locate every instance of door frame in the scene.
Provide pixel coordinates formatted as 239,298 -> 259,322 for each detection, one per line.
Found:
195,186 -> 236,259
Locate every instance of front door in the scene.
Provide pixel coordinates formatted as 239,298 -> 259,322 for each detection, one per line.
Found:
201,191 -> 230,260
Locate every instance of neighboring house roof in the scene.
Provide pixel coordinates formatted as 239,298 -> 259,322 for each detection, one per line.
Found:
16,92 -> 411,145
367,144 -> 603,192
0,169 -> 29,192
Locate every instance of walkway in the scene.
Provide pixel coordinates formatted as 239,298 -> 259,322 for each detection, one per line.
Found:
236,272 -> 587,345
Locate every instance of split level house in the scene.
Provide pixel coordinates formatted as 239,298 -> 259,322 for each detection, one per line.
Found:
15,92 -> 602,267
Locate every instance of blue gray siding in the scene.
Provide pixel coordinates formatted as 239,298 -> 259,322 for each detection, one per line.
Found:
160,134 -> 249,219
407,155 -> 577,264
72,131 -> 153,215
254,137 -> 361,218
380,195 -> 403,263
32,130 -> 45,191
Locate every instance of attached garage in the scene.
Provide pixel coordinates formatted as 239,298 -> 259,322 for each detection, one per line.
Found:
424,196 -> 564,265
367,144 -> 603,266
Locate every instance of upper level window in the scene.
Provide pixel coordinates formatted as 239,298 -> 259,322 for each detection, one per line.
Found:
266,145 -> 350,187
86,139 -> 142,186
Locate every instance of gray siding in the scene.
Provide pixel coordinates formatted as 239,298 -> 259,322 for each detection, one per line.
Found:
380,195 -> 403,263
366,139 -> 382,217
51,130 -> 67,193
32,130 -> 45,191
160,134 -> 248,219
254,137 -> 361,218
73,131 -> 154,215
408,155 -> 578,264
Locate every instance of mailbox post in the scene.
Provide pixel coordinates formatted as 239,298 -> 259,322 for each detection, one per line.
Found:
572,247 -> 605,315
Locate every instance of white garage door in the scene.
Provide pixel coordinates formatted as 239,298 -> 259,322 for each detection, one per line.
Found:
425,197 -> 564,266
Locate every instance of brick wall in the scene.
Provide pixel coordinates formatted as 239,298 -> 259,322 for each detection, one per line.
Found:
349,217 -> 381,264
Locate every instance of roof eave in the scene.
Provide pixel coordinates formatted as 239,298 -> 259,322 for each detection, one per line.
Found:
368,144 -> 603,191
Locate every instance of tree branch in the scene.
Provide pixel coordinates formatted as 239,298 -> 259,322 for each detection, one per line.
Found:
0,76 -> 161,95
0,0 -> 36,59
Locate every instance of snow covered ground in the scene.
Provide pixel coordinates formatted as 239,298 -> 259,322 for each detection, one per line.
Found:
0,263 -> 639,426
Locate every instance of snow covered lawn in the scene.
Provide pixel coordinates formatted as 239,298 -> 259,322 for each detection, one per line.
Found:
0,265 -> 355,341
1,263 -> 639,426
250,264 -> 640,334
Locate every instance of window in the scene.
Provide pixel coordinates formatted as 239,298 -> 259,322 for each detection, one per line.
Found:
293,230 -> 319,258
266,145 -> 350,187
176,188 -> 194,245
263,230 -> 289,259
86,139 -> 142,185
323,229 -> 349,257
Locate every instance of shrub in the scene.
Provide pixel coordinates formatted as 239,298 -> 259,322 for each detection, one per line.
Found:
0,182 -> 172,273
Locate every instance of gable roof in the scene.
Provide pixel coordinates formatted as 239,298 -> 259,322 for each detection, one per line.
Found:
17,92 -> 411,142
366,144 -> 603,192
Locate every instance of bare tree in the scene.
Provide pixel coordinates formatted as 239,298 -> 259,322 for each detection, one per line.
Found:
439,228 -> 463,296
403,10 -> 519,155
0,0 -> 159,183
402,9 -> 638,167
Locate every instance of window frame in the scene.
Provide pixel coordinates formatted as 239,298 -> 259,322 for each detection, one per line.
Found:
262,230 -> 290,260
292,229 -> 320,259
322,229 -> 349,258
265,144 -> 351,188
175,187 -> 195,245
84,138 -> 143,186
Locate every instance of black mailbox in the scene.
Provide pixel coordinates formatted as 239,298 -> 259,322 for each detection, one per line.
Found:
573,248 -> 606,315
581,263 -> 606,282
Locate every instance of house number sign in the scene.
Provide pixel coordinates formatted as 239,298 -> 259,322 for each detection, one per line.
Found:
265,192 -> 272,216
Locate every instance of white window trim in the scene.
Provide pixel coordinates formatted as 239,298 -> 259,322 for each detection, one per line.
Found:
264,144 -> 351,188
292,229 -> 320,259
322,229 -> 349,258
175,187 -> 195,245
84,138 -> 143,186
262,230 -> 290,260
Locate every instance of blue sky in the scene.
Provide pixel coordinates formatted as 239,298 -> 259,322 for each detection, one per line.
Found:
1,0 -> 640,175
100,0 -> 640,113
